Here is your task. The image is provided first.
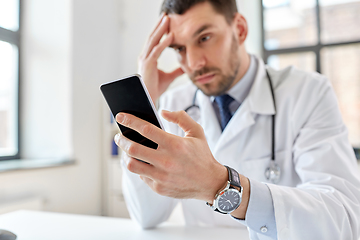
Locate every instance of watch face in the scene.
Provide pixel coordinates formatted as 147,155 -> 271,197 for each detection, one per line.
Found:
217,189 -> 241,213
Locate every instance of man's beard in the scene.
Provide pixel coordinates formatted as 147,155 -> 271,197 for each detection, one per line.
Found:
190,35 -> 240,97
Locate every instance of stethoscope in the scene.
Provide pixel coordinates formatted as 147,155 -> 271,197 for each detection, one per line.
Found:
184,69 -> 281,184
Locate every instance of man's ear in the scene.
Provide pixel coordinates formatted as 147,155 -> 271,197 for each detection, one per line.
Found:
232,13 -> 248,45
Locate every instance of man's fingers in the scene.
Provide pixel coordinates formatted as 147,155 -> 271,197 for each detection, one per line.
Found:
116,113 -> 167,147
158,67 -> 185,87
148,32 -> 174,61
122,155 -> 158,179
161,110 -> 205,138
122,155 -> 166,186
168,67 -> 185,80
144,15 -> 170,58
115,133 -> 159,165
149,13 -> 166,39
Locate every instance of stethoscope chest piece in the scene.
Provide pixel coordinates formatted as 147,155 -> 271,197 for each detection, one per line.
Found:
265,161 -> 281,184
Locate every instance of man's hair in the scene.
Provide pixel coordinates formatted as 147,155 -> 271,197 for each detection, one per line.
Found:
161,0 -> 238,24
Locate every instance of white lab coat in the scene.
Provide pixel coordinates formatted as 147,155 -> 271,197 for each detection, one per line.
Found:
122,56 -> 360,240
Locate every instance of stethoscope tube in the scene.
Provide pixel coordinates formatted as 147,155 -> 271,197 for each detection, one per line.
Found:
266,70 -> 276,162
185,69 -> 281,184
265,69 -> 281,183
184,89 -> 200,113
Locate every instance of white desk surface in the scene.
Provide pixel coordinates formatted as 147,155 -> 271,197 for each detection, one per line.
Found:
0,210 -> 250,240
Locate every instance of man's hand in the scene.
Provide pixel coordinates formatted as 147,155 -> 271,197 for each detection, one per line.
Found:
115,110 -> 227,202
138,14 -> 184,103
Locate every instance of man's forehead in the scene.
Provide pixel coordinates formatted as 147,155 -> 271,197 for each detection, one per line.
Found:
169,18 -> 216,38
167,2 -> 227,40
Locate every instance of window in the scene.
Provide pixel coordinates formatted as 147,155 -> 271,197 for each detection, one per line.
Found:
262,0 -> 360,159
0,0 -> 21,160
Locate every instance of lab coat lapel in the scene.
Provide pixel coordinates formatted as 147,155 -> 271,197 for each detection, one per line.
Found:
213,58 -> 276,154
248,59 -> 276,116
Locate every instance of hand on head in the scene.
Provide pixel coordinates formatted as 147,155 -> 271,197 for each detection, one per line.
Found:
138,14 -> 184,103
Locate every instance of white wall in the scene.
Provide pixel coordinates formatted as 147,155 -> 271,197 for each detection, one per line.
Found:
0,0 -> 125,215
238,0 -> 263,56
71,0 -> 124,215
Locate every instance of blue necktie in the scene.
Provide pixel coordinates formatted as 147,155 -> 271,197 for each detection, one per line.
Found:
215,94 -> 235,131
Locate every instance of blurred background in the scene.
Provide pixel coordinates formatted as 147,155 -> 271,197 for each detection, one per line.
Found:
0,0 -> 359,219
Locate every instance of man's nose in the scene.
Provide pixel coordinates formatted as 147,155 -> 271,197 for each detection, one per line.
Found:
186,47 -> 206,71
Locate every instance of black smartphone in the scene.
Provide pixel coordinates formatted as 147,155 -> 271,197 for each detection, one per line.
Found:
100,74 -> 164,150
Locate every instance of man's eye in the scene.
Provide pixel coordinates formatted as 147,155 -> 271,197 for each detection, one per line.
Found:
176,46 -> 185,53
200,35 -> 211,43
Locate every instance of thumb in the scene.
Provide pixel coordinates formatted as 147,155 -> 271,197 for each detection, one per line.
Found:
161,110 -> 204,138
168,67 -> 184,80
161,67 -> 185,85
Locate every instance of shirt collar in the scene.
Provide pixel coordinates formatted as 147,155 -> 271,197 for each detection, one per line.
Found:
201,55 -> 276,116
210,54 -> 257,104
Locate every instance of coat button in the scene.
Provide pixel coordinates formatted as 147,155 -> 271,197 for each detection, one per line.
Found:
260,226 -> 268,233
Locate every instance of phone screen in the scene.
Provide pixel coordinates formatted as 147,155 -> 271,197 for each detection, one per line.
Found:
100,75 -> 162,149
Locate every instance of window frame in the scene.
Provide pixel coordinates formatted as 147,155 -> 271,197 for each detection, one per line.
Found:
0,0 -> 21,160
261,0 -> 360,159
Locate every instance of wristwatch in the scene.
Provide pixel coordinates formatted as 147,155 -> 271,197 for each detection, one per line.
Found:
206,166 -> 243,214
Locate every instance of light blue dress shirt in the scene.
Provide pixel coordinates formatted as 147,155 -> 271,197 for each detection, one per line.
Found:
212,55 -> 277,239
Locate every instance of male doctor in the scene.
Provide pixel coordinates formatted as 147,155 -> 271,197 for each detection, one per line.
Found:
114,0 -> 360,239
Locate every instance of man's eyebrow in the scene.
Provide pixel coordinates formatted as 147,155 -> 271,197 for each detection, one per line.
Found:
169,24 -> 214,49
192,24 -> 212,38
169,43 -> 182,49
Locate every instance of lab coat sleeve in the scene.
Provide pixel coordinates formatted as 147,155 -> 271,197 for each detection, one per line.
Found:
267,77 -> 360,239
121,157 -> 178,229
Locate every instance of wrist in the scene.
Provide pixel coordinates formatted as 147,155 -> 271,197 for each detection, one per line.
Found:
230,175 -> 250,219
205,164 -> 228,203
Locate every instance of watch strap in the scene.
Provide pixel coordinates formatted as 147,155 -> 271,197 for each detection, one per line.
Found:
225,165 -> 241,189
214,208 -> 225,214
